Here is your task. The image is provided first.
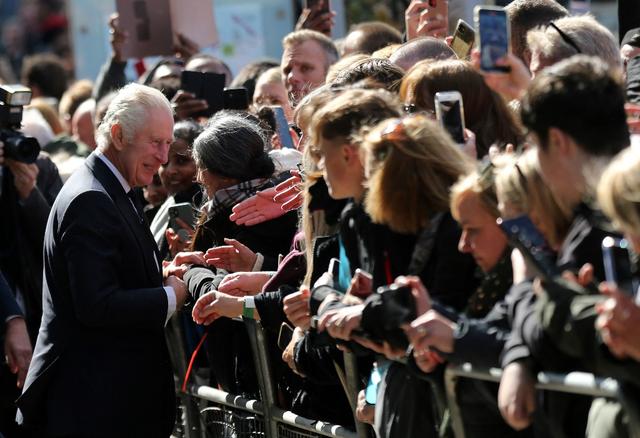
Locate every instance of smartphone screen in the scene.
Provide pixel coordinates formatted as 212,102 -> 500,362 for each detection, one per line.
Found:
476,7 -> 510,72
497,214 -> 558,281
168,202 -> 195,241
180,70 -> 226,117
277,322 -> 295,350
602,237 -> 639,297
271,106 -> 296,149
451,19 -> 475,59
435,92 -> 466,144
223,87 -> 249,110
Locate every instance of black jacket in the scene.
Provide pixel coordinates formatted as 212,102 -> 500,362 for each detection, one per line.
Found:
17,153 -> 174,437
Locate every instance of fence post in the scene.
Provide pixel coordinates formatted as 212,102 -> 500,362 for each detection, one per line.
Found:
244,318 -> 280,438
444,366 -> 466,438
342,351 -> 371,438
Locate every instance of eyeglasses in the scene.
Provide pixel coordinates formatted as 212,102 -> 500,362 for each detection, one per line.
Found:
548,22 -> 582,54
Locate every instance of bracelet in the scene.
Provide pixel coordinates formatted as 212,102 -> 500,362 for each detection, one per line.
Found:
242,296 -> 256,319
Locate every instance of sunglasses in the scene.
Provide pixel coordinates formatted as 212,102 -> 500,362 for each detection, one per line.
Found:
548,22 -> 582,54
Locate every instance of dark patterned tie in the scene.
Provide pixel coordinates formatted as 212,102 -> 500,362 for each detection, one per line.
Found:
127,190 -> 145,224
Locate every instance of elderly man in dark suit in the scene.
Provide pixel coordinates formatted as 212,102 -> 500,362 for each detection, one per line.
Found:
17,83 -> 188,437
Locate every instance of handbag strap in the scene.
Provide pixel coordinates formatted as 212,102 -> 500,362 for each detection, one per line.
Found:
408,212 -> 446,276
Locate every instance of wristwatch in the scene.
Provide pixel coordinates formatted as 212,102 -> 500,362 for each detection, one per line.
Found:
242,296 -> 256,319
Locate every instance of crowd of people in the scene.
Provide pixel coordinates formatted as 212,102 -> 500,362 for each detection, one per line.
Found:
1,0 -> 640,437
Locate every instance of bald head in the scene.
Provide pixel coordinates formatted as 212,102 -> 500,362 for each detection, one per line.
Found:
389,37 -> 455,71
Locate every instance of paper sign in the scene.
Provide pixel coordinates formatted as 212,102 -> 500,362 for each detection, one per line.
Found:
116,0 -> 218,58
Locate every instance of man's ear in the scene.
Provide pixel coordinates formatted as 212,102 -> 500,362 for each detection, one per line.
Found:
548,127 -> 575,157
111,123 -> 125,151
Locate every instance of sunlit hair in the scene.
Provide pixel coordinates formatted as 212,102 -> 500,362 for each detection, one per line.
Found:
326,54 -> 370,83
450,164 -> 501,222
494,149 -> 572,248
598,147 -> 640,234
282,30 -> 339,71
309,88 -> 401,156
96,83 -> 172,151
400,59 -> 522,157
362,115 -> 472,234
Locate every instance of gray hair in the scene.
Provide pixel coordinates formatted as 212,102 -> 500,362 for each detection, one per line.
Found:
527,15 -> 621,70
192,111 -> 274,181
96,83 -> 173,151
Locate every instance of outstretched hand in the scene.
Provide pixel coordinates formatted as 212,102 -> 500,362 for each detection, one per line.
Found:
205,238 -> 258,272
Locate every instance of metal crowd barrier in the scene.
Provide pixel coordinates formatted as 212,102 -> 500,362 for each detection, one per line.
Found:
168,316 -> 362,438
443,363 -> 622,438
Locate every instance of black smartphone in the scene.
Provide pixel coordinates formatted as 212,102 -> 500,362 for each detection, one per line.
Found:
475,6 -> 510,73
434,91 -> 466,144
497,214 -> 558,281
602,237 -> 639,298
168,202 -> 196,241
271,106 -> 295,149
223,87 -> 249,110
277,322 -> 295,350
304,0 -> 330,13
180,70 -> 226,117
451,19 -> 475,60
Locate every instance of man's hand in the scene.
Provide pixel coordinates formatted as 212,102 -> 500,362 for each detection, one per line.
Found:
4,317 -> 32,388
283,287 -> 311,330
191,291 -> 243,325
218,271 -> 273,296
7,160 -> 39,200
173,32 -> 199,59
205,238 -> 258,272
295,1 -> 335,37
394,275 -> 432,316
165,275 -> 188,310
108,13 -> 128,63
282,327 -> 305,376
273,171 -> 304,212
596,282 -> 640,361
163,251 -> 205,279
171,90 -> 208,121
498,361 -> 536,430
318,304 -> 364,341
404,309 -> 456,354
471,50 -> 531,101
229,186 -> 296,226
356,390 -> 375,425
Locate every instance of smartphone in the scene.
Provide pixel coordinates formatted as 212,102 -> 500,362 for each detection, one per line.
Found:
304,0 -> 330,13
271,106 -> 295,149
497,215 -> 558,281
602,237 -> 639,298
475,6 -> 510,73
180,70 -> 226,117
168,202 -> 196,241
223,87 -> 249,110
435,91 -> 466,144
451,19 -> 475,60
277,322 -> 295,351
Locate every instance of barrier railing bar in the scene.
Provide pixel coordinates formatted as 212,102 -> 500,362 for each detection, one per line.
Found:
187,384 -> 357,437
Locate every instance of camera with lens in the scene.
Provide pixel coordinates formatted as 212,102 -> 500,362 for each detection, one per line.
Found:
0,84 -> 40,164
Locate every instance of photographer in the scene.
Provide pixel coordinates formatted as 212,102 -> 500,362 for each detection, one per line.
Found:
0,98 -> 61,434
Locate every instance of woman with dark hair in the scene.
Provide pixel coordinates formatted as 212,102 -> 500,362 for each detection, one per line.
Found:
400,59 -> 523,157
150,119 -> 203,260
181,110 -> 298,397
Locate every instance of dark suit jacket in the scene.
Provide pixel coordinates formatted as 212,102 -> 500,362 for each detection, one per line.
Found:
17,153 -> 175,437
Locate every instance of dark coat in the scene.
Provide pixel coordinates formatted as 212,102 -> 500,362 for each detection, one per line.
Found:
17,153 -> 175,437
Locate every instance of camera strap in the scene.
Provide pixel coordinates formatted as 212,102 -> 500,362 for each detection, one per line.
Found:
408,212 -> 445,276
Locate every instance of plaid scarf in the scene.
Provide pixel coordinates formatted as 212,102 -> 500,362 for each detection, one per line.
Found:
203,178 -> 269,219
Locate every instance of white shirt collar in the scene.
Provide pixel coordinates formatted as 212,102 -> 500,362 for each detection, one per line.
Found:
95,150 -> 131,194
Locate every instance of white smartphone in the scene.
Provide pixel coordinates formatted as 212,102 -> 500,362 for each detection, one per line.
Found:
434,91 -> 466,144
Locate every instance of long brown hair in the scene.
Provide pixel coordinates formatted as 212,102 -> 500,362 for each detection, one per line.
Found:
400,59 -> 523,157
362,115 -> 473,234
